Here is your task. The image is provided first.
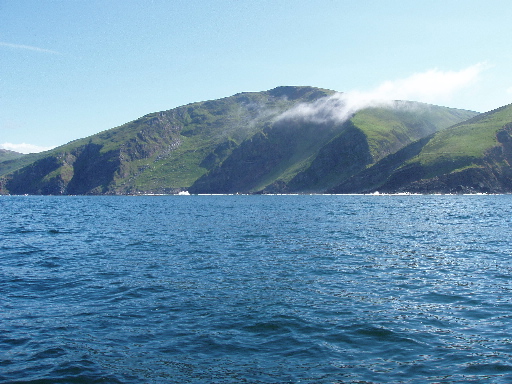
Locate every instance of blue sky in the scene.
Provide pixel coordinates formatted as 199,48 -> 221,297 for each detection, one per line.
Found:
1,0 -> 512,153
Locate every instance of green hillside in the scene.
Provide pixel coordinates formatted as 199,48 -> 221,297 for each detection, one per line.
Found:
412,105 -> 512,175
331,103 -> 512,194
0,86 -> 478,195
0,149 -> 24,163
196,103 -> 476,194
353,103 -> 478,161
1,87 -> 333,194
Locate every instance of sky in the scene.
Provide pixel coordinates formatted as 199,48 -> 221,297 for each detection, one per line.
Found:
1,0 -> 512,154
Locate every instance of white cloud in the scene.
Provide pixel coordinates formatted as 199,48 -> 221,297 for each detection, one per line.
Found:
507,86 -> 512,94
357,62 -> 488,104
0,41 -> 60,54
0,143 -> 56,154
278,63 -> 488,124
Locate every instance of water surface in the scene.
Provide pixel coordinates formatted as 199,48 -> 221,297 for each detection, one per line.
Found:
1,195 -> 512,383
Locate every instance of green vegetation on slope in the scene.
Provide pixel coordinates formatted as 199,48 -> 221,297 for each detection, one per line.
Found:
0,149 -> 24,163
0,86 -> 483,195
1,86 -> 336,194
123,87 -> 335,192
0,152 -> 45,177
190,102 -> 477,194
352,103 -> 477,161
410,104 -> 512,177
331,103 -> 512,194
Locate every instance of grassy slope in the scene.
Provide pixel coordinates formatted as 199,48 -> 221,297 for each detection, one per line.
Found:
351,103 -> 478,161
408,104 -> 512,177
129,88 -> 335,191
249,122 -> 347,192
2,86 -> 336,194
331,103 -> 512,194
196,102 -> 477,194
1,87 -> 482,195
0,149 -> 24,162
0,153 -> 45,177
279,104 -> 478,193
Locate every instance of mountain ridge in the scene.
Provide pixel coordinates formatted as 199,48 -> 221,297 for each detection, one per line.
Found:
0,148 -> 24,163
0,86 -> 484,195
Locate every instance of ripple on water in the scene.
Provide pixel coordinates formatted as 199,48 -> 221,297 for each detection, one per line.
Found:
2,195 -> 512,383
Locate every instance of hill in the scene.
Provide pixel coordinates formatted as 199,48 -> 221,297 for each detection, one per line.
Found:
0,149 -> 24,162
330,104 -> 512,194
0,86 -> 477,195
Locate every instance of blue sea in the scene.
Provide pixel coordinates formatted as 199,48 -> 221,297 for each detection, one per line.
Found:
2,195 -> 512,383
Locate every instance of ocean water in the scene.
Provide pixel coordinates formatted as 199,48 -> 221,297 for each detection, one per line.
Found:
1,195 -> 512,384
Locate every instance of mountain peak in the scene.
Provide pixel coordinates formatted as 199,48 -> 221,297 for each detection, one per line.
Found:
0,148 -> 24,162
266,86 -> 334,101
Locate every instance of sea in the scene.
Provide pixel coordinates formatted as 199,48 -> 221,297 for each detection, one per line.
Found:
1,194 -> 512,384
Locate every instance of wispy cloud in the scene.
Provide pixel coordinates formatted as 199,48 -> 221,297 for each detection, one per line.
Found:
0,142 -> 56,154
352,62 -> 488,105
0,41 -> 60,54
278,63 -> 488,124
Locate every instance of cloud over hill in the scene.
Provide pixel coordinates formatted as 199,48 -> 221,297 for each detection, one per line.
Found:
278,63 -> 487,125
